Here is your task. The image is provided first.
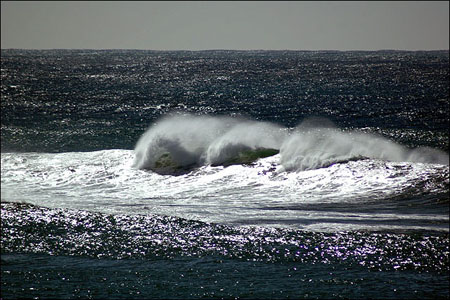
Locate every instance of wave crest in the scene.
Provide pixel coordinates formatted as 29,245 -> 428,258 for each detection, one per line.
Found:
133,114 -> 449,174
132,114 -> 284,174
281,129 -> 399,171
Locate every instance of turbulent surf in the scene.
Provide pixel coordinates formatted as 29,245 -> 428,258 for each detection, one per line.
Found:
132,114 -> 448,175
1,49 -> 449,299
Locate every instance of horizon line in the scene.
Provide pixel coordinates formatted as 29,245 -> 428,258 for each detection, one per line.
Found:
1,48 -> 449,52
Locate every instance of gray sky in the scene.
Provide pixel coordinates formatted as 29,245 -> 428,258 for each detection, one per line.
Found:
1,1 -> 449,50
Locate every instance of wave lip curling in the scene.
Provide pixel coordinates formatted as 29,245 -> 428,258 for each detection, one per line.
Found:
132,114 -> 284,174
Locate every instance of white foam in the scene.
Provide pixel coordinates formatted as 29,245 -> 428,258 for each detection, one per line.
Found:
1,148 -> 448,231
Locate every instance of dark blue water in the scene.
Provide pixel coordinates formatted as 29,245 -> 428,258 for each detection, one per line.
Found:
1,49 -> 449,299
2,49 -> 448,153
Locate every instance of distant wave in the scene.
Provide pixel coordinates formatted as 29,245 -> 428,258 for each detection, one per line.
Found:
133,114 -> 449,175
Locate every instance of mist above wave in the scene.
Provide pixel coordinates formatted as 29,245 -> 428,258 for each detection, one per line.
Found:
133,114 -> 449,174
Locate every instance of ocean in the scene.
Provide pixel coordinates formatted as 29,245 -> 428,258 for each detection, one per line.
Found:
1,49 -> 449,299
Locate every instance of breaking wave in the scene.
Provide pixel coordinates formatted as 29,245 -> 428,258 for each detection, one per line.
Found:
132,114 -> 284,174
133,114 -> 449,174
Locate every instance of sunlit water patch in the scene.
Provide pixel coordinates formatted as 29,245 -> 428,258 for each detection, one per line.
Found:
1,202 -> 449,299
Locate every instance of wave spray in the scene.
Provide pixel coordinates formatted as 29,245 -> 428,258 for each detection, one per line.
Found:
133,114 -> 449,174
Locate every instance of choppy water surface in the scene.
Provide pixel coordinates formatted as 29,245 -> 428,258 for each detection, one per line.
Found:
1,202 -> 449,299
1,50 -> 449,299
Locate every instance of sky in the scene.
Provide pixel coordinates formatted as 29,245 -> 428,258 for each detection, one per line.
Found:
1,1 -> 449,51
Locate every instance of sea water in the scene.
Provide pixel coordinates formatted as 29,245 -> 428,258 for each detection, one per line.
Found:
1,49 -> 449,299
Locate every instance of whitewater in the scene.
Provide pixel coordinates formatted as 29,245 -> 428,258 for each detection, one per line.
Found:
2,114 -> 448,232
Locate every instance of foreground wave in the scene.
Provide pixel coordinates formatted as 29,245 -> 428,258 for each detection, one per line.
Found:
133,114 -> 449,175
2,202 -> 448,272
2,202 -> 449,299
